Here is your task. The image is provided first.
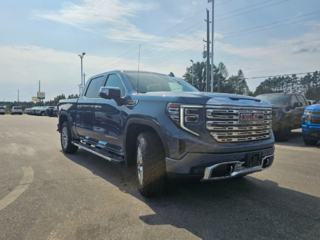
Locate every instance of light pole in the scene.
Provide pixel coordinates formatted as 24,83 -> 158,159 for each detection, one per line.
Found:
190,60 -> 194,86
208,0 -> 215,92
78,52 -> 85,94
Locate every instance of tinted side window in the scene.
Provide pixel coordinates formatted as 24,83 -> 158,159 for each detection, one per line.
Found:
296,95 -> 307,106
104,74 -> 125,97
290,95 -> 298,106
85,77 -> 104,98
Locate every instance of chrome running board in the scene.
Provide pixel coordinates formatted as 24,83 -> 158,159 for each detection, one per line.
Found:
72,141 -> 125,164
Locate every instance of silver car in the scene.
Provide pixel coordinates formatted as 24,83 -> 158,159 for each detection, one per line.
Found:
0,106 -> 5,115
11,106 -> 23,115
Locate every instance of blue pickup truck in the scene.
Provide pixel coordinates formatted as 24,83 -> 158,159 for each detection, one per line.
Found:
58,70 -> 275,197
302,104 -> 320,145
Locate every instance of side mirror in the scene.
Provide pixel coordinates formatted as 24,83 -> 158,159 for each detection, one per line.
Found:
293,102 -> 303,109
99,87 -> 125,106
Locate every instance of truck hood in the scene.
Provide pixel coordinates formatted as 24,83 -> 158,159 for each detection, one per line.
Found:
139,92 -> 271,107
306,104 -> 320,112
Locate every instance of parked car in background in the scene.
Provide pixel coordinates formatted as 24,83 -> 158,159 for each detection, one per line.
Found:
307,99 -> 317,105
45,106 -> 55,117
30,107 -> 38,115
256,93 -> 308,141
11,106 -> 23,115
0,106 -> 5,115
38,106 -> 48,116
25,108 -> 29,114
302,104 -> 320,145
53,106 -> 58,117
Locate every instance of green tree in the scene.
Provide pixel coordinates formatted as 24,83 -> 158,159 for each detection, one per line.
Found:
53,94 -> 66,105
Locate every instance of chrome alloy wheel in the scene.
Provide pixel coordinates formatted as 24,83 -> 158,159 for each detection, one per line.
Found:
62,127 -> 68,149
137,147 -> 143,187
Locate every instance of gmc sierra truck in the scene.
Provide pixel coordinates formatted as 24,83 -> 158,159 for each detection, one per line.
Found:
58,70 -> 275,197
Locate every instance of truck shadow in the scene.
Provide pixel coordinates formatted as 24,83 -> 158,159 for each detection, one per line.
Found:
62,150 -> 320,239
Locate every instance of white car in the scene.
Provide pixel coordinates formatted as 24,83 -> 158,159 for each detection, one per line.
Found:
307,100 -> 317,105
11,106 -> 23,115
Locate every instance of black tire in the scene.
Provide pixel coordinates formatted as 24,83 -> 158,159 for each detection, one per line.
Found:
275,127 -> 291,142
303,137 -> 318,146
41,112 -> 45,116
136,132 -> 166,197
61,121 -> 78,154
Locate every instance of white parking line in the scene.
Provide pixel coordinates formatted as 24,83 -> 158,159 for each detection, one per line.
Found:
0,167 -> 34,212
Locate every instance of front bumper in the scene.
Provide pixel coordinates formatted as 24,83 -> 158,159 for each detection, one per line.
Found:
302,124 -> 320,140
166,147 -> 275,180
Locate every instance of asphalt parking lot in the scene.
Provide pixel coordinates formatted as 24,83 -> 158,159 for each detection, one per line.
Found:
0,115 -> 319,240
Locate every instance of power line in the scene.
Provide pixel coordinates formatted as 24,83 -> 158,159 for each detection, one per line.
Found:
245,71 -> 316,80
217,38 -> 320,59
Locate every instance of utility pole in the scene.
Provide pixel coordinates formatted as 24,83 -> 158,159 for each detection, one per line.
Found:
17,89 -> 19,104
208,0 -> 215,92
190,60 -> 194,86
204,9 -> 210,93
39,80 -> 41,106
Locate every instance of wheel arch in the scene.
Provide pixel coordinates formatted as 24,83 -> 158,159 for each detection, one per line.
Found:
123,117 -> 169,167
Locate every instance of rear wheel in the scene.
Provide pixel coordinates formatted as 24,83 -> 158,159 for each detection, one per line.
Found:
136,132 -> 166,197
275,126 -> 291,142
303,137 -> 318,146
61,121 -> 78,154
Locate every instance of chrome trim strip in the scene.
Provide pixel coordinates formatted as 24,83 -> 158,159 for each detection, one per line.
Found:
180,107 -> 200,137
205,105 -> 272,110
201,154 -> 274,181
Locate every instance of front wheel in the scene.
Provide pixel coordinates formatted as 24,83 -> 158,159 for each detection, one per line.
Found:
275,126 -> 291,142
61,122 -> 78,154
303,137 -> 318,146
41,112 -> 45,116
136,132 -> 166,197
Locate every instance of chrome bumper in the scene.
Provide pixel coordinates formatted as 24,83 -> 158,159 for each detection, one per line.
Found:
200,154 -> 274,182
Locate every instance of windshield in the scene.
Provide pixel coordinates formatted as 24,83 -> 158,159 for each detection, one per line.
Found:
125,72 -> 199,93
256,94 -> 290,105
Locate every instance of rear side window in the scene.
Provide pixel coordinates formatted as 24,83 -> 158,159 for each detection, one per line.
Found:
85,77 -> 104,98
104,74 -> 125,97
296,95 -> 307,106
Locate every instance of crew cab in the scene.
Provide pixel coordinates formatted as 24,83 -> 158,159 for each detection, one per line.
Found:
58,70 -> 275,197
302,104 -> 320,145
256,93 -> 308,141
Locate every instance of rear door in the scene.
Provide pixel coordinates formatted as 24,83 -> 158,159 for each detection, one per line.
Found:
94,73 -> 126,154
75,76 -> 105,143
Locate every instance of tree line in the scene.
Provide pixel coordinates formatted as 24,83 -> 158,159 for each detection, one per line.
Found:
253,71 -> 320,101
182,62 -> 252,96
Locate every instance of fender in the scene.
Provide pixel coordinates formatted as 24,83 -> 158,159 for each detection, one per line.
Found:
58,110 -> 79,140
123,117 -> 170,160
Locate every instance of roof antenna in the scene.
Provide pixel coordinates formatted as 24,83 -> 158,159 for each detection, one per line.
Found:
137,44 -> 141,93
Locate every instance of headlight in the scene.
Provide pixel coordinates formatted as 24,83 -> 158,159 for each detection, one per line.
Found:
304,110 -> 312,115
167,103 -> 203,136
272,110 -> 281,119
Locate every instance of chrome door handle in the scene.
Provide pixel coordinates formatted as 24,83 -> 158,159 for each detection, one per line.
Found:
77,105 -> 82,108
95,105 -> 101,110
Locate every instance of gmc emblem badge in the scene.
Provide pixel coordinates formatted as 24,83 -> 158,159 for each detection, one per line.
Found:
240,113 -> 264,122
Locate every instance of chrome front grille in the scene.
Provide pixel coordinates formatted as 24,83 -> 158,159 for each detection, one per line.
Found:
206,107 -> 272,142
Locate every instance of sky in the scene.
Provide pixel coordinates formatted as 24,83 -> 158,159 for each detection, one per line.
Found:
0,0 -> 320,102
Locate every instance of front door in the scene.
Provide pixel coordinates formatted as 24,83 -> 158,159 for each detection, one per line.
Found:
94,74 -> 126,155
75,76 -> 105,143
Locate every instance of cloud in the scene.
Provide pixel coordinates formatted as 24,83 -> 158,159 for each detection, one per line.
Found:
34,0 -> 157,26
